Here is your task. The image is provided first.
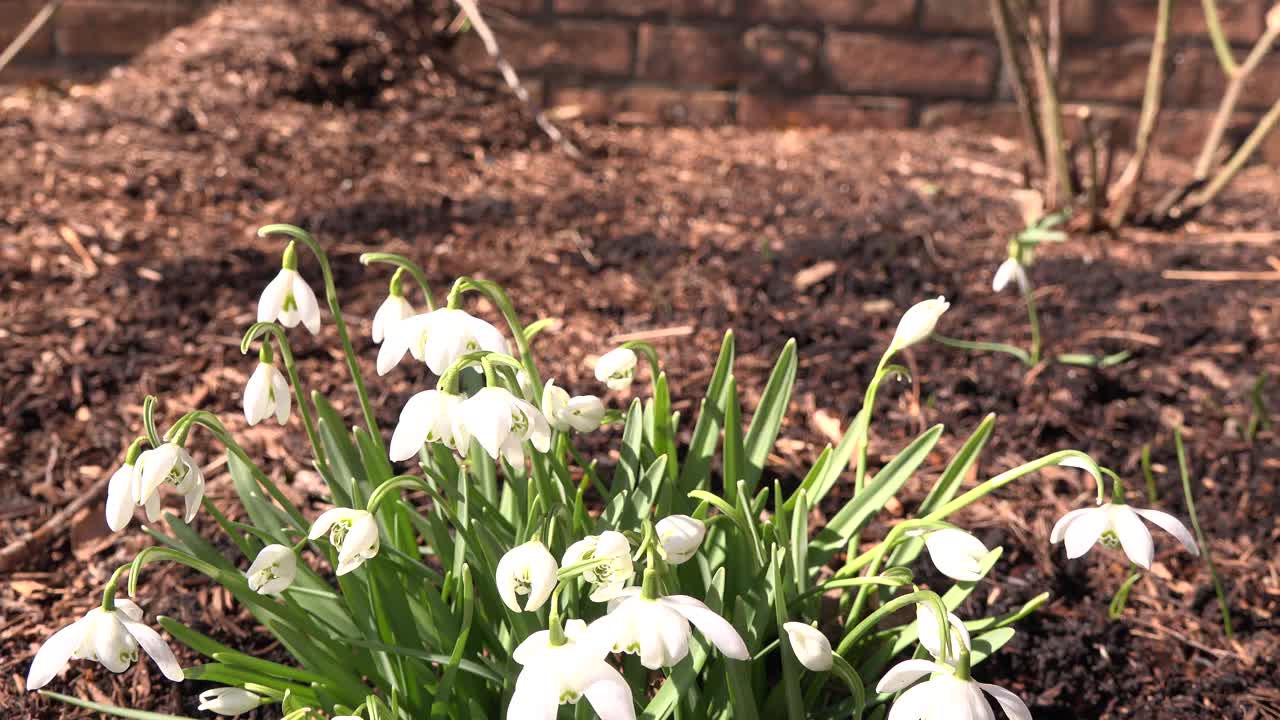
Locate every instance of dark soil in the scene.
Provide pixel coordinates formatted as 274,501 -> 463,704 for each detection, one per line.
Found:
1,0 -> 1277,718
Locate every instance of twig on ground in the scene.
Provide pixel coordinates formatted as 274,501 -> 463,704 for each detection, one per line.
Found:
0,0 -> 62,77
450,0 -> 582,160
1162,269 -> 1280,281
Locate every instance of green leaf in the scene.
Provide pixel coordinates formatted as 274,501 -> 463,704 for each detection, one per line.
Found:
811,425 -> 944,561
680,331 -> 735,494
743,339 -> 796,493
769,547 -> 805,720
40,692 -> 197,719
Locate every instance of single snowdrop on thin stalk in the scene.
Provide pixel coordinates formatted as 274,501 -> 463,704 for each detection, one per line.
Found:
35,222 -> 1204,720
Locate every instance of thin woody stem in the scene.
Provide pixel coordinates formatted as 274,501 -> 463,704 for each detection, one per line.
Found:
989,0 -> 1046,168
1194,21 -> 1280,181
1202,0 -> 1240,74
1025,9 -> 1074,207
1107,0 -> 1173,227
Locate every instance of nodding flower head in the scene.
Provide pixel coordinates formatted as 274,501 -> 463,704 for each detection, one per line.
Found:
455,387 -> 551,465
655,515 -> 707,565
257,245 -> 321,334
889,296 -> 949,353
496,540 -> 559,613
307,508 -> 380,576
389,389 -> 465,461
876,655 -> 1031,720
26,599 -> 183,691
562,531 -> 634,602
372,293 -> 415,344
594,348 -> 638,391
588,587 -> 749,670
377,308 -> 508,376
243,360 -> 291,427
133,442 -> 205,526
541,379 -> 606,433
1051,501 -> 1198,569
245,544 -> 297,595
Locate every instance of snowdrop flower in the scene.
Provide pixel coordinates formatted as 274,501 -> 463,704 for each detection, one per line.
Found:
782,622 -> 832,672
371,280 -> 415,344
655,515 -> 706,565
924,528 -> 989,582
243,359 -> 291,427
308,508 -> 380,575
198,687 -> 262,715
26,599 -> 183,690
389,390 -> 465,461
134,442 -> 205,525
497,540 -> 559,613
246,544 -> 297,595
594,348 -> 637,391
541,380 -> 606,433
562,531 -> 634,602
876,654 -> 1030,720
105,458 -> 138,533
590,582 -> 749,669
889,296 -> 949,353
915,604 -> 971,664
992,258 -> 1030,294
1051,501 -> 1198,569
377,307 -> 508,376
455,387 -> 551,465
257,242 -> 321,335
509,619 -> 635,720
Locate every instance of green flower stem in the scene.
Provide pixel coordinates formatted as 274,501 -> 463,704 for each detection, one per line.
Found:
930,334 -> 1034,366
547,584 -> 568,647
924,449 -> 1104,521
835,589 -> 948,660
126,546 -> 223,597
620,340 -> 661,387
952,649 -> 972,682
142,395 -> 162,448
259,224 -> 383,452
446,276 -> 541,388
846,519 -> 956,621
1024,284 -> 1042,365
829,655 -> 866,720
99,564 -> 130,612
436,350 -> 525,394
242,321 -> 327,474
359,252 -> 436,310
123,436 -> 148,465
853,354 -> 890,495
365,474 -> 434,514
1175,429 -> 1233,639
640,567 -> 661,601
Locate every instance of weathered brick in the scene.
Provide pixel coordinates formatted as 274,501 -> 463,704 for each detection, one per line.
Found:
1150,108 -> 1258,156
1100,0 -> 1262,43
744,0 -> 914,27
0,0 -> 56,60
738,94 -> 911,129
56,1 -> 180,57
553,0 -> 735,18
1189,47 -> 1280,111
550,85 -> 734,124
487,0 -> 545,14
825,34 -> 997,97
922,0 -> 1094,35
919,101 -> 1028,138
636,25 -> 745,86
456,20 -> 632,76
1059,42 -> 1200,105
743,27 -> 821,91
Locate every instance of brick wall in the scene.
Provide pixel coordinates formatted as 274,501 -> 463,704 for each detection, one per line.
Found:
4,0 -> 1276,159
0,0 -> 211,84
458,0 -> 1278,156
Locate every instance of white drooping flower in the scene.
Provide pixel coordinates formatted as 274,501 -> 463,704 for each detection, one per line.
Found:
508,619 -> 635,720
455,387 -> 551,465
876,658 -> 1031,720
197,687 -> 262,716
133,442 -> 205,525
497,540 -> 559,613
243,361 -> 291,426
562,531 -> 634,602
389,390 -> 465,461
376,308 -> 509,376
26,599 -> 183,690
245,544 -> 297,595
782,622 -> 832,672
307,508 -> 380,576
655,515 -> 707,565
594,348 -> 638,391
541,379 -> 606,433
889,296 -> 950,352
590,588 -> 750,669
992,258 -> 1030,294
257,262 -> 321,335
915,604 -> 971,664
105,460 -> 137,533
1050,502 -> 1199,569
924,528 -> 989,582
372,293 -> 415,344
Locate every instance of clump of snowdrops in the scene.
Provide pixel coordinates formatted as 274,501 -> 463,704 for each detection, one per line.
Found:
28,224 -> 1201,720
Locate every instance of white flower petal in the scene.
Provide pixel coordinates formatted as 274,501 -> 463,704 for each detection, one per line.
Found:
270,368 -> 292,425
876,659 -> 949,694
993,258 -> 1017,293
105,464 -> 135,532
508,666 -> 560,720
256,271 -> 289,323
582,666 -> 637,720
886,677 -> 942,720
1049,507 -> 1092,544
925,528 -> 988,582
979,682 -> 1032,720
890,296 -> 949,352
121,618 -> 184,682
1134,508 -> 1201,556
662,595 -> 749,661
243,363 -> 273,426
26,617 -> 90,690
291,274 -> 321,334
1062,506 -> 1109,559
1111,505 -> 1154,569
782,622 -> 832,672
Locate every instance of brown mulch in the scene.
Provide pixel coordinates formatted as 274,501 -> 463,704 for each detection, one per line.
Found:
1,0 -> 1278,717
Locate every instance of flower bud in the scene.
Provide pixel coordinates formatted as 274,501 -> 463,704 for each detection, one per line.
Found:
594,348 -> 638,391
246,544 -> 297,595
372,293 -> 415,344
496,540 -> 559,612
562,531 -> 633,602
198,687 -> 262,716
655,515 -> 706,565
992,259 -> 1029,294
924,528 -> 989,582
542,380 -> 606,433
782,622 -> 833,672
915,603 -> 971,663
889,296 -> 949,353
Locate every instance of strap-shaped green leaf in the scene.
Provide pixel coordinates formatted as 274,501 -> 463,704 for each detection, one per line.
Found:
743,339 -> 796,493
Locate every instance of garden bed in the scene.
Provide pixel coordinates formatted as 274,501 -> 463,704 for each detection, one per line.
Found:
1,0 -> 1277,717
